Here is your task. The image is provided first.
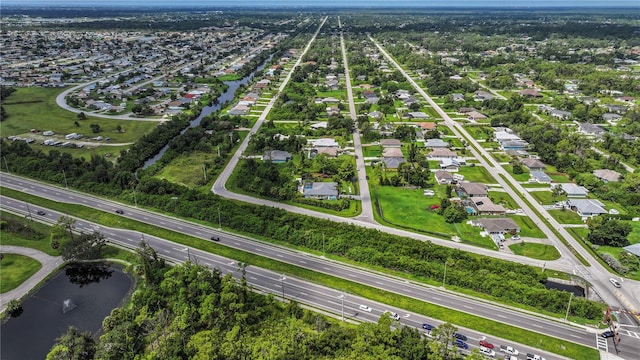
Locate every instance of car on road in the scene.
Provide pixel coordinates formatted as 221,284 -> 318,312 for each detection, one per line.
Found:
210,236 -> 220,241
385,311 -> 400,320
115,209 -> 124,214
359,304 -> 372,312
479,340 -> 494,349
527,353 -> 546,360
479,346 -> 495,357
455,339 -> 468,349
609,278 -> 621,288
421,323 -> 434,331
453,333 -> 467,342
36,210 -> 46,215
600,330 -> 615,338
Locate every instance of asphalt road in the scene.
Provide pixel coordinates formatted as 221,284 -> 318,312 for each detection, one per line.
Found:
369,37 -> 640,321
2,177 -> 639,358
0,197 -> 608,360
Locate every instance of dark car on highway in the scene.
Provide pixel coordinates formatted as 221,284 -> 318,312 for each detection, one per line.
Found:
600,330 -> 615,338
455,339 -> 468,349
115,209 -> 124,214
210,236 -> 220,241
36,210 -> 46,216
454,333 -> 467,342
421,323 -> 434,331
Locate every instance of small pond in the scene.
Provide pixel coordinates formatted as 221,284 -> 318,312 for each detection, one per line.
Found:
1,262 -> 133,360
544,280 -> 585,297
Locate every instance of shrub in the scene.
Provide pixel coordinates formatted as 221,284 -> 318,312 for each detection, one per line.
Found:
601,253 -> 629,274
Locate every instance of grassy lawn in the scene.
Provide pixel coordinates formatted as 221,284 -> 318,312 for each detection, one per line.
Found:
503,165 -> 531,182
456,166 -> 497,184
30,143 -> 130,162
488,191 -> 519,209
0,253 -> 42,293
1,87 -> 158,144
463,126 -> 493,140
548,209 -> 585,224
155,151 -> 216,187
362,145 -> 382,158
509,242 -> 561,261
509,216 -> 546,238
530,190 -> 557,205
492,152 -> 512,162
0,212 -> 62,256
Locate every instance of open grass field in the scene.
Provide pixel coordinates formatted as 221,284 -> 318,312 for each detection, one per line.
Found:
488,191 -> 519,209
456,166 -> 497,184
509,215 -> 546,238
373,186 -> 496,248
463,125 -> 493,140
529,190 -> 559,205
0,253 -> 42,293
509,242 -> 561,261
362,145 -> 382,158
1,87 -> 158,144
155,151 -> 214,187
548,209 -> 585,224
503,165 -> 531,182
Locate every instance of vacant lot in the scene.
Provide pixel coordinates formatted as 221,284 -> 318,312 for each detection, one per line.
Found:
509,242 -> 561,261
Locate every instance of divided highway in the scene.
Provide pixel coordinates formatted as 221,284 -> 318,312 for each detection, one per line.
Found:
2,174 -> 639,359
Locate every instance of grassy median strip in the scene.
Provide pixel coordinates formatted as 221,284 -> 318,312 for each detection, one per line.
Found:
1,187 -> 597,359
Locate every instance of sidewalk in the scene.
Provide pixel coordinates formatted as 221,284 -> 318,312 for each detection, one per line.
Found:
0,245 -> 63,313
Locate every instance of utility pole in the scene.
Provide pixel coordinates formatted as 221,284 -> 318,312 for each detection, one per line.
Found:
202,163 -> 207,182
280,273 -> 286,300
339,292 -> 345,321
565,293 -> 574,321
3,156 -> 9,173
218,206 -> 222,230
132,186 -> 138,208
25,202 -> 32,220
62,170 -> 68,189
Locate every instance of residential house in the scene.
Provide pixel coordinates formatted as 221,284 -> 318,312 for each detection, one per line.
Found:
578,123 -> 606,139
434,170 -> 454,184
623,243 -> 640,258
593,169 -> 622,183
556,183 -> 589,197
521,158 -> 546,171
311,138 -> 339,148
530,171 -> 552,184
322,97 -> 340,104
470,197 -> 506,215
302,182 -> 339,200
382,148 -> 404,158
606,104 -> 627,114
566,198 -> 606,219
474,91 -> 494,101
451,93 -> 465,102
519,89 -> 542,98
404,112 -> 429,119
473,218 -> 521,234
429,148 -> 458,159
458,107 -> 477,114
311,147 -> 339,158
419,122 -> 438,132
228,105 -> 250,115
382,157 -> 406,169
262,150 -> 292,163
550,109 -> 572,120
369,111 -> 384,120
310,121 -> 328,130
424,138 -> 450,148
602,113 -> 623,123
380,139 -> 403,148
439,158 -> 461,171
467,111 -> 488,121
459,182 -> 488,198
500,140 -> 529,151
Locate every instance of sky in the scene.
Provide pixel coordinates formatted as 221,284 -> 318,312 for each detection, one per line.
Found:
2,0 -> 639,8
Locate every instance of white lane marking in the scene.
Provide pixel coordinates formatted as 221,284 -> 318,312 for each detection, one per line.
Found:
496,314 -> 507,318
299,292 -> 308,296
299,260 -> 307,264
322,267 -> 331,271
531,324 -> 543,328
432,297 -> 441,301
463,305 -> 473,309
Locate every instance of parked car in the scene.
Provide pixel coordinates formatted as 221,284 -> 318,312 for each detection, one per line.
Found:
210,236 -> 220,241
479,340 -> 494,349
600,330 -> 615,338
453,333 -> 467,342
359,304 -> 372,312
479,346 -> 495,357
609,278 -> 621,288
115,209 -> 124,214
36,210 -> 46,216
421,323 -> 434,331
455,339 -> 468,349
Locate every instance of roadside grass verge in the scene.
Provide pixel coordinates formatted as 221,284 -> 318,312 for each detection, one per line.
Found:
0,253 -> 42,293
509,215 -> 546,238
1,187 -> 598,359
548,209 -> 585,224
509,242 -> 561,261
0,211 -> 62,256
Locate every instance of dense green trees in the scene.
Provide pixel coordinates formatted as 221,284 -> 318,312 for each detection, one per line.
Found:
587,217 -> 632,247
50,256 -> 470,360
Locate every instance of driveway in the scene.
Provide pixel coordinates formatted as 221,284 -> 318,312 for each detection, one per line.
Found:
0,246 -> 63,313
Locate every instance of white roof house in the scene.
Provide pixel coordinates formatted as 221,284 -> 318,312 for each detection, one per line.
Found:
557,183 -> 589,197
